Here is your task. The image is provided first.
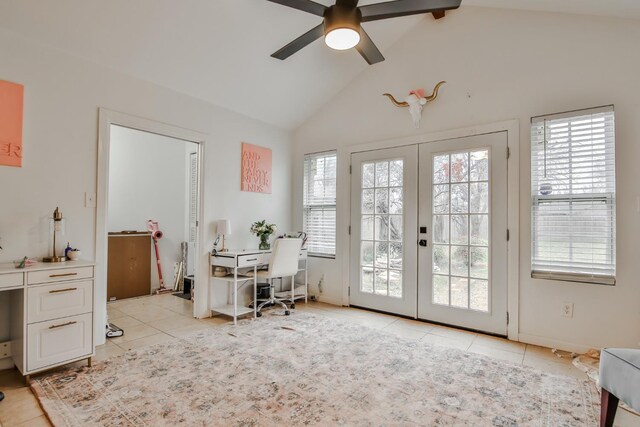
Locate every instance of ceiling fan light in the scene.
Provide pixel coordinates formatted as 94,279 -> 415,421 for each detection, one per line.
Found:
325,28 -> 360,50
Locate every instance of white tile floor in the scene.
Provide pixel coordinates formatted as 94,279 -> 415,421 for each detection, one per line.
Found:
0,294 -> 638,426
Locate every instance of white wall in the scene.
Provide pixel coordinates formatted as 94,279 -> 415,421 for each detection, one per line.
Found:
0,26 -> 292,353
293,7 -> 640,351
108,126 -> 195,290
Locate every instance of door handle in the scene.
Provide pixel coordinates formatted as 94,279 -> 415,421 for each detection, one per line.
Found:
418,239 -> 427,247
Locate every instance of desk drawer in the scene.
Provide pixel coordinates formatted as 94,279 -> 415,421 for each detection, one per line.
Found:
27,312 -> 93,372
27,280 -> 93,324
27,266 -> 94,285
0,272 -> 23,290
238,253 -> 265,268
211,255 -> 236,268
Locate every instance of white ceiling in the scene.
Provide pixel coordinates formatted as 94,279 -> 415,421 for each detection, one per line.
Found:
0,0 -> 638,129
464,0 -> 640,20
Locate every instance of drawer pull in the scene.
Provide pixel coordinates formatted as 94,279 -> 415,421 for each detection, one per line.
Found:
49,272 -> 78,278
245,258 -> 258,262
49,321 -> 77,329
49,287 -> 78,294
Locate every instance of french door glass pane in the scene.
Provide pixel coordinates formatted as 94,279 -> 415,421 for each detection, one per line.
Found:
432,215 -> 449,244
432,150 -> 490,312
360,159 -> 404,298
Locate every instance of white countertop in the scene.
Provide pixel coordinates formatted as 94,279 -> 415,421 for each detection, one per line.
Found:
0,260 -> 95,275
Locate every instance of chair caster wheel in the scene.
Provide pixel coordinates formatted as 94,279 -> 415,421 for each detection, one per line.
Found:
290,303 -> 296,309
256,312 -> 262,317
285,310 -> 290,316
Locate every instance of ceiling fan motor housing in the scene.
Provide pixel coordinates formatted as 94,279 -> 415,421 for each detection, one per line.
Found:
324,4 -> 362,36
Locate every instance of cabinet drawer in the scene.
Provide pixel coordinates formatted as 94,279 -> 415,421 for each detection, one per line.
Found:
27,266 -> 94,285
238,253 -> 265,267
27,313 -> 93,372
0,272 -> 23,290
27,280 -> 93,323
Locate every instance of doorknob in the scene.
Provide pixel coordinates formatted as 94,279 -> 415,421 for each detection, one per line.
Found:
418,239 -> 427,247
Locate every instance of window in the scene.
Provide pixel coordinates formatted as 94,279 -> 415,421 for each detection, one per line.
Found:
303,151 -> 337,257
531,106 -> 616,284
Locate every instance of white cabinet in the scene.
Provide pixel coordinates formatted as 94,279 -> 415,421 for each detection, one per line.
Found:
27,313 -> 93,371
0,261 -> 95,380
27,280 -> 93,324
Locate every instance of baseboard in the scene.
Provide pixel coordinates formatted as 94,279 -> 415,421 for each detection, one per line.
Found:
0,356 -> 14,371
517,333 -> 593,354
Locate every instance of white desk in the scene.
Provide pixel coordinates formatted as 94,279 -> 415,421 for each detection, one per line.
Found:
210,248 -> 308,324
0,261 -> 95,382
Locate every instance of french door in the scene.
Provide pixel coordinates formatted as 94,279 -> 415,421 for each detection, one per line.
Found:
349,146 -> 418,317
350,132 -> 508,335
418,132 -> 508,335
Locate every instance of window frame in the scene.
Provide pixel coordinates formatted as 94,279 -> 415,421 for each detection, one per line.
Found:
303,150 -> 337,258
530,106 -> 616,285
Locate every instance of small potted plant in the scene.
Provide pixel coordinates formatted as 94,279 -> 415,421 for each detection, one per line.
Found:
250,220 -> 277,250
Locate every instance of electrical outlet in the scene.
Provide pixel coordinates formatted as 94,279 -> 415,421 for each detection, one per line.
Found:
0,341 -> 11,358
84,192 -> 97,208
561,302 -> 574,318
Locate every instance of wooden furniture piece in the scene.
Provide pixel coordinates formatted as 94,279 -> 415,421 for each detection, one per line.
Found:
210,247 -> 308,324
0,261 -> 95,383
107,232 -> 152,301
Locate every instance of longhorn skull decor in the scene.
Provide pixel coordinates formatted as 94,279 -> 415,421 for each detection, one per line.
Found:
383,81 -> 446,128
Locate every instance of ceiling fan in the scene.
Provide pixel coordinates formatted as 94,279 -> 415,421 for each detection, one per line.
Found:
267,0 -> 461,65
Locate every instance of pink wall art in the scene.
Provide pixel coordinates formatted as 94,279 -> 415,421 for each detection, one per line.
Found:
241,142 -> 272,194
0,80 -> 24,167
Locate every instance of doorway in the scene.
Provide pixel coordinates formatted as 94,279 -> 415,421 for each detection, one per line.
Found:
95,109 -> 206,346
350,132 -> 509,335
106,125 -> 199,302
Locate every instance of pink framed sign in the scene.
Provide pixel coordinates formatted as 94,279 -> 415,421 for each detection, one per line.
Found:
0,80 -> 24,167
241,142 -> 272,194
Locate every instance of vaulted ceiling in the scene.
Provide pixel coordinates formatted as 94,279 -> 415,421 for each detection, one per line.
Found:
0,0 -> 638,129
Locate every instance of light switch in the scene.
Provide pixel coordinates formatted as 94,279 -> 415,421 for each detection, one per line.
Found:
85,192 -> 97,208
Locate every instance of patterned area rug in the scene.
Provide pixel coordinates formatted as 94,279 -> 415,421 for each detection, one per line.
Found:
31,312 -> 599,426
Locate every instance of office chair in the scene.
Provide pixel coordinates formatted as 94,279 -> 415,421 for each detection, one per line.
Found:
255,238 -> 303,317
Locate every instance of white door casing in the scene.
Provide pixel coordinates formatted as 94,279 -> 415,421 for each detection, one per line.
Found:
96,109 -> 207,346
348,132 -> 509,335
342,121 -> 519,339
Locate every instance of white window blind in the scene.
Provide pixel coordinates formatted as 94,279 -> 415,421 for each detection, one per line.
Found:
303,151 -> 337,257
531,106 -> 616,285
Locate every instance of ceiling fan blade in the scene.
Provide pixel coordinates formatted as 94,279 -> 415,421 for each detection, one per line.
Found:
336,0 -> 360,8
265,0 -> 327,17
355,28 -> 385,65
271,24 -> 325,60
359,0 -> 461,22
